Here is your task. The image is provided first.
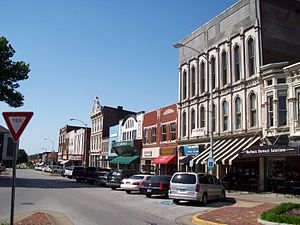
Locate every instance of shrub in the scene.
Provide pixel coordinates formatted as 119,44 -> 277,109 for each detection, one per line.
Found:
260,202 -> 300,224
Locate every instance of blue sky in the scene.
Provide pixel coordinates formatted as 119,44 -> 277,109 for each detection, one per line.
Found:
0,0 -> 238,155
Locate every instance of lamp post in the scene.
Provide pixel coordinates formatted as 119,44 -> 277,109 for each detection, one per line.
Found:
70,118 -> 88,167
173,42 -> 214,174
43,138 -> 55,168
41,147 -> 48,165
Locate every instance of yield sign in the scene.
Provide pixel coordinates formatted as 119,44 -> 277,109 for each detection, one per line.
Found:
2,112 -> 34,143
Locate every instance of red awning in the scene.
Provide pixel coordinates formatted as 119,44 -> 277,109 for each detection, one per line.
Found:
152,155 -> 176,164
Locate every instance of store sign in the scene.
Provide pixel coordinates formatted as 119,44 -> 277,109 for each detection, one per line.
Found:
112,140 -> 133,147
184,145 -> 199,155
191,128 -> 206,137
144,151 -> 152,157
69,155 -> 82,161
160,147 -> 176,155
241,145 -> 298,157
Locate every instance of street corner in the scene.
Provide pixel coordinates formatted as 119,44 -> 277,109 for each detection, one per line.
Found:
44,210 -> 74,225
192,213 -> 227,225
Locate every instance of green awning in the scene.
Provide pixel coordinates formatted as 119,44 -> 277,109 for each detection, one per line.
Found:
110,156 -> 140,165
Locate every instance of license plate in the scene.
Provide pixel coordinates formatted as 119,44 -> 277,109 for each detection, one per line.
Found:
147,189 -> 152,193
178,189 -> 186,193
126,182 -> 130,184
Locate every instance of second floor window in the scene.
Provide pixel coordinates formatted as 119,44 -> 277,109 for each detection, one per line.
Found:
248,38 -> 255,76
182,112 -> 187,137
212,104 -> 216,132
200,62 -> 205,93
191,109 -> 196,131
144,129 -> 149,144
170,122 -> 176,141
250,93 -> 257,127
235,97 -> 241,129
267,94 -> 274,127
161,125 -> 167,142
200,106 -> 205,128
278,90 -> 287,126
223,101 -> 228,131
151,127 -> 156,143
211,57 -> 216,90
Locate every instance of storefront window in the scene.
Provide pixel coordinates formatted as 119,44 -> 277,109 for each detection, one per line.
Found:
267,157 -> 300,181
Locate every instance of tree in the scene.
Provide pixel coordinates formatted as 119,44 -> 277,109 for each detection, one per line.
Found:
0,36 -> 30,107
17,149 -> 28,164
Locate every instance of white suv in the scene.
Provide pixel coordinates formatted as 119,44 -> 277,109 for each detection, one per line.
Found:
168,172 -> 226,205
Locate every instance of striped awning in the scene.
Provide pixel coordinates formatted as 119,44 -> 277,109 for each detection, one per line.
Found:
194,137 -> 261,166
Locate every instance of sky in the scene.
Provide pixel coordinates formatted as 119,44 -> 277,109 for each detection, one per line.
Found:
0,0 -> 238,155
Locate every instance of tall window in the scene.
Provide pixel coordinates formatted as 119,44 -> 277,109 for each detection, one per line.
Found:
191,109 -> 196,131
212,104 -> 216,132
234,45 -> 240,82
248,38 -> 255,76
151,127 -> 156,143
161,125 -> 167,142
211,57 -> 216,90
250,93 -> 257,127
200,106 -> 205,128
183,70 -> 187,99
267,94 -> 274,127
297,88 -> 300,127
200,62 -> 205,93
278,90 -> 287,126
223,101 -> 228,131
222,51 -> 227,86
144,129 -> 149,144
170,122 -> 176,141
235,97 -> 241,129
191,66 -> 196,97
182,112 -> 187,137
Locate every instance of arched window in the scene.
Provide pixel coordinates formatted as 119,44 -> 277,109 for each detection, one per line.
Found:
191,109 -> 196,131
200,106 -> 205,128
182,112 -> 187,137
248,38 -> 255,76
235,97 -> 241,129
211,57 -> 216,90
234,45 -> 240,82
183,70 -> 187,99
200,62 -> 205,94
250,93 -> 257,127
223,101 -> 228,131
191,66 -> 196,97
221,51 -> 227,86
212,104 -> 216,132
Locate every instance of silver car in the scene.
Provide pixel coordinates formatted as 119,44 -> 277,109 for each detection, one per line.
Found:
168,172 -> 226,205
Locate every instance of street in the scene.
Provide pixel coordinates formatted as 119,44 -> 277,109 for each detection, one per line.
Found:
0,169 -> 232,225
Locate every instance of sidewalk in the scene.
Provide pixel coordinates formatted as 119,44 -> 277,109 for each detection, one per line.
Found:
191,191 -> 300,225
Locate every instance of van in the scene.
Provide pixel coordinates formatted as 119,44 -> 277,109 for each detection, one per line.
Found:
168,172 -> 226,205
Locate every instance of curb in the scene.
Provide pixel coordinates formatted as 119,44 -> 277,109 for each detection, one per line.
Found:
257,218 -> 292,225
192,214 -> 227,225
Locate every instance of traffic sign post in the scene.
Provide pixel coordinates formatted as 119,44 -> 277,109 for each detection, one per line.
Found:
2,112 -> 33,225
207,157 -> 214,172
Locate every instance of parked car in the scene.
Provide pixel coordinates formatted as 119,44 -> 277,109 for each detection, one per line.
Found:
0,163 -> 6,173
139,175 -> 171,198
168,172 -> 226,205
49,165 -> 63,174
84,167 -> 111,185
42,166 -> 50,172
96,171 -> 110,186
62,166 -> 74,179
120,174 -> 152,193
106,169 -> 137,190
73,166 -> 85,182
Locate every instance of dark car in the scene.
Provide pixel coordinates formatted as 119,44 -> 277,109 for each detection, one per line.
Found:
96,171 -> 110,186
72,166 -> 85,182
139,175 -> 172,198
106,169 -> 137,190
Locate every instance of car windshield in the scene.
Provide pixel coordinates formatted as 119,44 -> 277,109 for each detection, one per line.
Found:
150,176 -> 171,182
129,175 -> 144,180
171,174 -> 196,184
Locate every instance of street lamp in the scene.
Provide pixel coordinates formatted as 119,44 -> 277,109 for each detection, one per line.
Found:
173,42 -> 214,174
70,118 -> 88,167
43,138 -> 55,168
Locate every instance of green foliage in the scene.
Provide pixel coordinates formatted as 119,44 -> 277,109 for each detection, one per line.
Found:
260,202 -> 300,224
0,36 -> 30,107
17,149 -> 28,164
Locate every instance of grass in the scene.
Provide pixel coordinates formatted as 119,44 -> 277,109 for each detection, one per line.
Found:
260,202 -> 300,224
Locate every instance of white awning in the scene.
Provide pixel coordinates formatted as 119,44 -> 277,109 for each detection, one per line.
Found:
194,140 -> 223,165
59,160 -> 69,165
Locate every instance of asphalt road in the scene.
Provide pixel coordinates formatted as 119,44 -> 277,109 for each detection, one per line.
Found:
0,169 -> 233,225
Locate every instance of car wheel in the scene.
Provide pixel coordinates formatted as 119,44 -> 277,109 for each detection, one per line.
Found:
125,190 -> 131,194
173,199 -> 180,204
201,193 -> 208,206
145,194 -> 152,198
111,187 -> 116,190
220,190 -> 226,200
